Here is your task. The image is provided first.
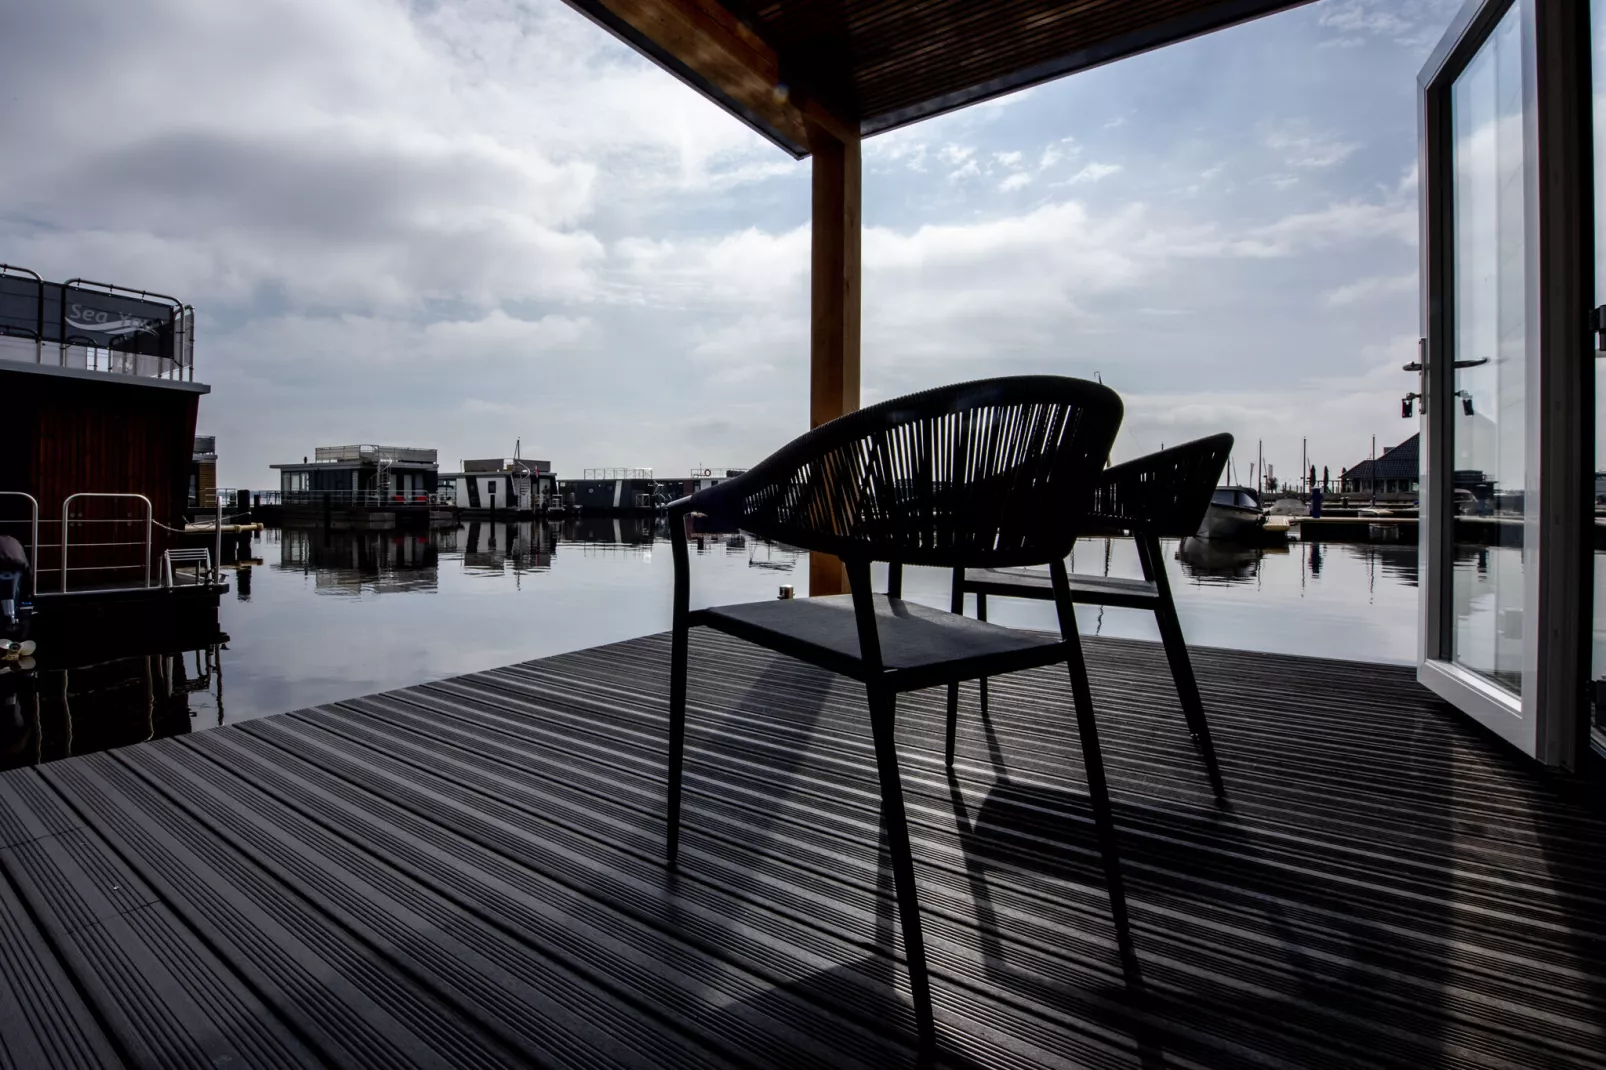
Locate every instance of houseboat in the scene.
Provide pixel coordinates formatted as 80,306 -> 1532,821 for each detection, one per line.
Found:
269,444 -> 439,528
0,263 -> 225,659
676,467 -> 749,498
559,468 -> 665,516
440,457 -> 557,516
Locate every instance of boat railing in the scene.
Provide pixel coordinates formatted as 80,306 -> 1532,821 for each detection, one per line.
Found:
0,491 -> 40,583
313,445 -> 438,464
0,266 -> 195,382
60,493 -> 153,592
280,490 -> 437,508
582,468 -> 654,480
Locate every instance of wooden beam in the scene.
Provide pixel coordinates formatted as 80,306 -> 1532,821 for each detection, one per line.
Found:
808,123 -> 861,598
562,0 -> 812,155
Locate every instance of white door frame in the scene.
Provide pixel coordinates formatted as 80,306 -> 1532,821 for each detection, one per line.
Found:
1416,0 -> 1591,766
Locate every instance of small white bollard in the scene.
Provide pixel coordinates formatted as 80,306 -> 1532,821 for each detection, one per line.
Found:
778,585 -> 794,600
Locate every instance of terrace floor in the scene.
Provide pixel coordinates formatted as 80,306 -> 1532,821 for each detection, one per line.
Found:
1,629 -> 1603,1068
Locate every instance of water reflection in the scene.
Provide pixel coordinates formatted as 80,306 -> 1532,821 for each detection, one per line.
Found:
1175,538 -> 1286,585
1,645 -> 224,771
5,524 -> 1464,768
265,520 -> 804,596
277,526 -> 441,594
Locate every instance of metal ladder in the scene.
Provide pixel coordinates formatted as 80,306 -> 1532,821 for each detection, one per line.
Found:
162,548 -> 212,587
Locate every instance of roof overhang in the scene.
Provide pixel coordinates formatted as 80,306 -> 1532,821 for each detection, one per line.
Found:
560,0 -> 1317,157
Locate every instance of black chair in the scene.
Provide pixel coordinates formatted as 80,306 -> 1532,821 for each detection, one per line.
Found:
945,434 -> 1233,797
665,376 -> 1127,1058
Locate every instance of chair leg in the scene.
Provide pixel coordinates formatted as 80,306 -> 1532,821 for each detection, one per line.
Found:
1050,565 -> 1137,977
869,687 -> 935,1058
944,682 -> 960,768
667,619 -> 689,865
946,570 -> 963,767
1153,592 -> 1225,799
976,593 -> 989,717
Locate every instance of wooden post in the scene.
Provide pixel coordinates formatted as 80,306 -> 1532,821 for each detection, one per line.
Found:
808,123 -> 861,597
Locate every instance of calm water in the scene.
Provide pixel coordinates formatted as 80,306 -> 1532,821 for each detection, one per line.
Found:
2,518 -> 1434,768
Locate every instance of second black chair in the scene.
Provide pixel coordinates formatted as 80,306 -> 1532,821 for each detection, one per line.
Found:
945,434 -> 1233,797
664,376 -> 1128,1059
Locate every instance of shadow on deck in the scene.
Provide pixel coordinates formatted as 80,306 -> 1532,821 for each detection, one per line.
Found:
1,631 -> 1603,1068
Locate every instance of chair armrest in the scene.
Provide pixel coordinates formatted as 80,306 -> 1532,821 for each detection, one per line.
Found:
1086,433 -> 1233,538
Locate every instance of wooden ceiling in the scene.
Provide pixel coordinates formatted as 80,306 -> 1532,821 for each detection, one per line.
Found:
560,0 -> 1315,156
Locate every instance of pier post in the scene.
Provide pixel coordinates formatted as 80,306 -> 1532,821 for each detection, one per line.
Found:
808,118 -> 861,597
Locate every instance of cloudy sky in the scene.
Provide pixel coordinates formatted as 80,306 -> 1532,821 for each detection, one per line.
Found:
0,0 -> 1463,489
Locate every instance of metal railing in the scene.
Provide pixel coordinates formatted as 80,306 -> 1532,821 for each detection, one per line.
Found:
582,468 -> 654,480
279,490 -> 436,507
61,493 -> 152,591
313,444 -> 437,464
0,492 -> 39,578
0,267 -> 195,382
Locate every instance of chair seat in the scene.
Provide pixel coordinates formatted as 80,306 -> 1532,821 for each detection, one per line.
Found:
965,567 -> 1159,608
696,594 -> 1064,690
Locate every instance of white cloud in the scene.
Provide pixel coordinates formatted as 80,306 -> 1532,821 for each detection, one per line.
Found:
1265,126 -> 1360,169
1315,0 -> 1465,51
1066,162 -> 1123,185
1323,273 -> 1416,307
865,129 -> 930,173
1317,2 -> 1412,38
1204,199 -> 1417,258
949,159 -> 982,182
1397,162 -> 1420,195
0,0 -> 1448,487
460,398 -> 521,416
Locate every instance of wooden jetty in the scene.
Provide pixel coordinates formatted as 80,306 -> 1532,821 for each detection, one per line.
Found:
2,631 -> 1602,1068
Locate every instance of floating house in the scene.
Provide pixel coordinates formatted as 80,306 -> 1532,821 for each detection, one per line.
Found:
267,445 -> 441,528
677,467 -> 748,497
270,445 -> 439,502
559,468 -> 664,515
439,458 -> 556,515
0,263 -> 222,656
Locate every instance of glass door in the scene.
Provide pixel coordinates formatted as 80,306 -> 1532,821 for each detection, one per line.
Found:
1418,0 -> 1590,765
1592,0 -> 1606,759
1446,5 -> 1527,696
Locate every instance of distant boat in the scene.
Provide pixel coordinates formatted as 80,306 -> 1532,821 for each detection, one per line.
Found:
1197,486 -> 1265,540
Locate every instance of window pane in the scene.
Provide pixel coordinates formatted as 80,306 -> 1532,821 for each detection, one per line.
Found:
1450,4 -> 1527,694
1593,0 -> 1606,738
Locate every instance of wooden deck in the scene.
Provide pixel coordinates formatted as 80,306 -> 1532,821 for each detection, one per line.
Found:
1,630 -> 1603,1068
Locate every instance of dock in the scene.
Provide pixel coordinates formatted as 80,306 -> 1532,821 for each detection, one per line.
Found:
1,632 -> 1602,1067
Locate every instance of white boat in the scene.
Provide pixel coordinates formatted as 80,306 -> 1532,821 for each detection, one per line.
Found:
1196,486 -> 1265,540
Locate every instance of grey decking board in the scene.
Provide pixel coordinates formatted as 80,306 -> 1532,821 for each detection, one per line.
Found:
41,753 -> 488,1070
0,840 -> 123,1070
0,630 -> 1599,1069
204,720 -> 892,1070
